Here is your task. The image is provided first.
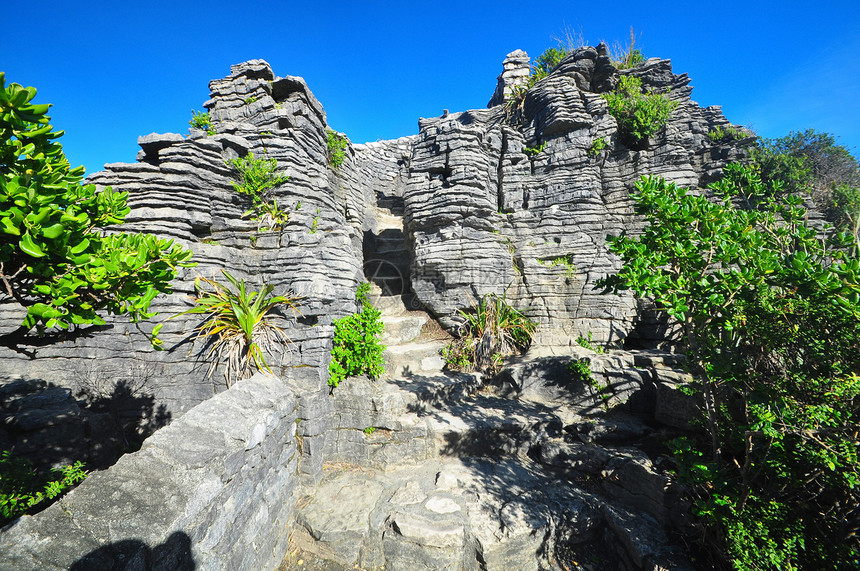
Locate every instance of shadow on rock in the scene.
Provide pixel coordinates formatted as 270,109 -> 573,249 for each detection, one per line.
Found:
0,372 -> 171,472
70,531 -> 195,571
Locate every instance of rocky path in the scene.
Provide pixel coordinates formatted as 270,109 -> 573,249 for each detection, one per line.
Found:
279,195 -> 696,570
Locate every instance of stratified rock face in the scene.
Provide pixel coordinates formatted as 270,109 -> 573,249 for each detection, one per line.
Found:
395,46 -> 748,346
0,60 -> 363,421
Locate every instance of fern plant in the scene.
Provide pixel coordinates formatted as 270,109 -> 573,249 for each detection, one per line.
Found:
328,282 -> 386,388
175,270 -> 300,386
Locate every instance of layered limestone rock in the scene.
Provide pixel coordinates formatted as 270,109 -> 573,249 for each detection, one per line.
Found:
0,61 -> 362,416
395,44 -> 749,348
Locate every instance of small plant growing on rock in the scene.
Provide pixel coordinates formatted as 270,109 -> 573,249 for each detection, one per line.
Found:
225,152 -> 289,231
588,137 -> 608,156
537,254 -> 576,277
1,451 -> 87,525
707,125 -> 748,143
328,282 -> 386,389
524,142 -> 547,157
575,331 -> 604,353
175,270 -> 300,387
506,45 -> 571,119
609,27 -> 645,69
443,292 -> 536,375
602,75 -> 676,146
326,129 -> 349,169
189,109 -> 215,135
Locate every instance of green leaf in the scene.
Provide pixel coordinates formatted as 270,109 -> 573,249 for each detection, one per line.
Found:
19,232 -> 45,257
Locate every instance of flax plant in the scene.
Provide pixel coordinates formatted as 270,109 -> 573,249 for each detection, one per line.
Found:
177,270 -> 300,386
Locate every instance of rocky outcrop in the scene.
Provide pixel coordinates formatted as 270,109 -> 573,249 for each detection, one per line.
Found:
487,49 -> 532,108
402,45 -> 750,349
0,60 -> 363,421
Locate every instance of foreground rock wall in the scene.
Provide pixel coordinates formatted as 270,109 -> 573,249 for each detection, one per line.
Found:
0,373 -> 299,571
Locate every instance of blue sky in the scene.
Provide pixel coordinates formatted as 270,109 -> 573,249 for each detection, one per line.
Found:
3,1 -> 859,176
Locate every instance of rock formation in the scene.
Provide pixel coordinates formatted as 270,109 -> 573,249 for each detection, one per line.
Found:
0,46 -> 753,570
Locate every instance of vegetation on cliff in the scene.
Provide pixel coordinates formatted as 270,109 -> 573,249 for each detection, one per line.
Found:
442,292 -> 536,374
600,162 -> 860,569
0,73 -> 194,345
175,270 -> 300,387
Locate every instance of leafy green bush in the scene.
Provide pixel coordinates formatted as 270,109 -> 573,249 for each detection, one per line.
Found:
189,110 -> 215,135
1,450 -> 87,525
175,270 -> 300,386
599,163 -> 860,569
534,46 -> 568,76
443,292 -> 536,374
326,129 -> 348,169
0,73 -> 195,341
707,125 -> 747,143
328,282 -> 385,388
225,152 -> 289,231
602,75 -> 677,146
833,182 -> 860,250
751,129 -> 860,246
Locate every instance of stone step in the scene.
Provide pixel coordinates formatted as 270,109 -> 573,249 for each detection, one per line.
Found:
382,314 -> 428,345
384,340 -> 448,379
373,208 -> 404,230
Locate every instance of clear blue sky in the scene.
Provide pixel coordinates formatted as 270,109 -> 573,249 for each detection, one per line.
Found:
3,1 -> 859,176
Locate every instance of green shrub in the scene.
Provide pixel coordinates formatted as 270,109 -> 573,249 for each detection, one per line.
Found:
599,163 -> 860,569
534,46 -> 568,76
225,152 -> 289,231
707,125 -> 747,143
602,75 -> 677,145
1,450 -> 87,525
443,292 -> 536,374
326,129 -> 348,169
588,137 -> 608,156
328,282 -> 386,388
189,110 -> 215,135
568,357 -> 593,383
751,129 -> 860,246
524,142 -> 546,157
0,73 -> 195,343
175,270 -> 300,386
